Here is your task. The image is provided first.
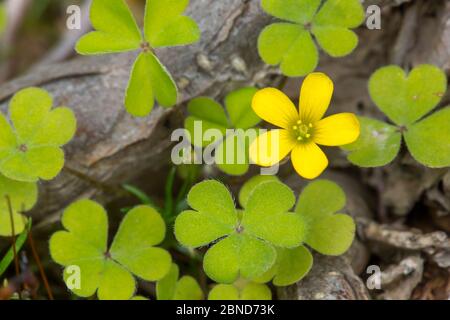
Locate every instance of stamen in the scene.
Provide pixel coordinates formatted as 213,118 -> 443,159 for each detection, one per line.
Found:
297,136 -> 303,141
308,123 -> 313,128
293,126 -> 298,130
297,120 -> 302,125
306,134 -> 311,138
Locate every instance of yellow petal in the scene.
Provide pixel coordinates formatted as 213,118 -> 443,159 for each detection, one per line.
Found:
291,143 -> 328,179
249,129 -> 295,167
314,113 -> 360,146
299,72 -> 334,123
252,88 -> 299,129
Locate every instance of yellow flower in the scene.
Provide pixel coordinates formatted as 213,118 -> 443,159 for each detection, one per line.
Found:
249,72 -> 360,179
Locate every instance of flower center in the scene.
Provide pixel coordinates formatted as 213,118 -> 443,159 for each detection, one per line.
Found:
291,120 -> 313,142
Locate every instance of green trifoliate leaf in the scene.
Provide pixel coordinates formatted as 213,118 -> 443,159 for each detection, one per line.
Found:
225,87 -> 260,129
258,0 -> 364,76
311,0 -> 364,57
243,181 -> 304,248
174,180 -> 237,247
208,282 -> 272,300
125,52 -> 177,117
157,264 -> 203,300
296,180 -> 355,255
342,116 -> 402,167
0,174 -> 37,236
203,234 -> 276,284
184,97 -> 229,147
261,0 -> 321,24
404,107 -> 450,167
144,0 -> 200,48
369,65 -> 447,126
76,0 -> 141,54
255,246 -> 313,286
175,180 -> 306,283
50,200 -> 171,300
238,175 -> 279,208
258,23 -> 318,77
0,88 -> 76,182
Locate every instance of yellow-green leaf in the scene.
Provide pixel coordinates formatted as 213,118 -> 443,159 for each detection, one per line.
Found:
76,0 -> 142,54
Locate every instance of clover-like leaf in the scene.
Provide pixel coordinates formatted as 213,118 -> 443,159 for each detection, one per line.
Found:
76,0 -> 200,117
50,200 -> 172,300
258,0 -> 364,76
144,0 -> 200,48
125,52 -> 177,116
0,174 -> 37,236
156,263 -> 203,300
175,180 -> 304,284
254,246 -> 313,286
404,107 -> 450,167
0,88 -> 76,182
208,282 -> 272,300
342,116 -> 402,167
76,0 -> 141,54
311,0 -> 364,57
296,180 -> 355,255
369,65 -> 447,126
184,88 -> 260,175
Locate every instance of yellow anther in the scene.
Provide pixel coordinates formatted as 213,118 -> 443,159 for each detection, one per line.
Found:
308,123 -> 313,128
293,126 -> 298,130
297,120 -> 302,125
297,136 -> 303,141
306,134 -> 311,138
